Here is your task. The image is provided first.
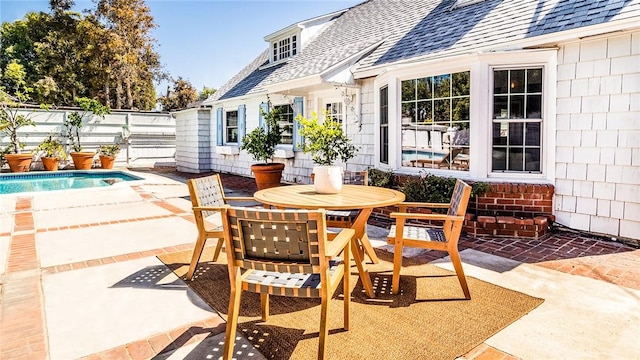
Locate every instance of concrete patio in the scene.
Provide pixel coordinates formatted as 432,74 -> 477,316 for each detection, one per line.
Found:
0,167 -> 638,360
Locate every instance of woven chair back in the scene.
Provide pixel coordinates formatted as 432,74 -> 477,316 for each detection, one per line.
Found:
223,207 -> 327,274
444,179 -> 472,238
188,175 -> 226,219
343,170 -> 368,185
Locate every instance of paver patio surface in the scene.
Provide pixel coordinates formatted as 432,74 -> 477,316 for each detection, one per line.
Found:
0,167 -> 638,360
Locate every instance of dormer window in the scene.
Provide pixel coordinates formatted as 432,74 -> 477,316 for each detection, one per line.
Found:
272,34 -> 297,62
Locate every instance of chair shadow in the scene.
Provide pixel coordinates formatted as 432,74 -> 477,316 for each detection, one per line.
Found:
163,260 -> 324,318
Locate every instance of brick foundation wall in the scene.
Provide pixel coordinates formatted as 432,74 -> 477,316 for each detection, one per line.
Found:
372,180 -> 555,239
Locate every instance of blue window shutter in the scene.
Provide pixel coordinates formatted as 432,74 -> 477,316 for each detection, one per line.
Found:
216,107 -> 223,146
292,97 -> 304,151
238,104 -> 246,146
259,102 -> 269,130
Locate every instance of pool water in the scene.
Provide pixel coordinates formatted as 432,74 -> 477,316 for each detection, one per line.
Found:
0,171 -> 143,194
401,149 -> 448,161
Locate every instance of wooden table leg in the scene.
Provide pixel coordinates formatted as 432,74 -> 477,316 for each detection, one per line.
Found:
351,237 -> 375,298
351,208 -> 380,264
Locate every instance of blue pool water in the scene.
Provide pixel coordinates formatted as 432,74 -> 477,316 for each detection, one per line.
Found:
0,171 -> 143,194
401,149 -> 448,161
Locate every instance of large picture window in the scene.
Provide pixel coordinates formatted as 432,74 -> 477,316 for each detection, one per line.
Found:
491,68 -> 542,173
273,104 -> 294,144
225,110 -> 238,143
400,71 -> 470,170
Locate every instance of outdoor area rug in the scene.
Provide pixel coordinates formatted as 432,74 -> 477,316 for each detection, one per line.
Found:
158,247 -> 543,359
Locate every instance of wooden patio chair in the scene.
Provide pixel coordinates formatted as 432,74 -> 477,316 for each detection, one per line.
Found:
386,179 -> 472,298
220,206 -> 353,360
185,174 -> 257,280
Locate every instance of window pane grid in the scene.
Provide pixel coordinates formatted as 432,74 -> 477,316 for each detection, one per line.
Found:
492,68 -> 543,173
380,86 -> 389,164
226,110 -> 238,143
274,105 -> 294,144
400,71 -> 470,171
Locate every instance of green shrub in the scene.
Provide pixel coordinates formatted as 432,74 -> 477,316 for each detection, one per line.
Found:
400,173 -> 490,203
368,168 -> 395,188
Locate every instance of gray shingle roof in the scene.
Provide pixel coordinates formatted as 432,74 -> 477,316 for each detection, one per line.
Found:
211,0 -> 639,102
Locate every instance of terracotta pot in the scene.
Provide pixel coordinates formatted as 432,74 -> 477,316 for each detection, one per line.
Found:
251,163 -> 285,190
99,155 -> 115,169
70,152 -> 95,170
5,153 -> 33,172
41,157 -> 60,171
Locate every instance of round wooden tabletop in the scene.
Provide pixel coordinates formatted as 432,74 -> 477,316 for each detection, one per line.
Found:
253,184 -> 405,210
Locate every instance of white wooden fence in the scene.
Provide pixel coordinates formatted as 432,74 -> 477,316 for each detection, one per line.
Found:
2,108 -> 176,169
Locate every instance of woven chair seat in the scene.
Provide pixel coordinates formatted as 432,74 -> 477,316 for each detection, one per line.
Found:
387,225 -> 446,243
243,259 -> 341,298
326,209 -> 359,221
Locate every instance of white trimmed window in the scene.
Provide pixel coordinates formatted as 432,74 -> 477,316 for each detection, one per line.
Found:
325,102 -> 343,123
225,110 -> 238,143
491,68 -> 543,173
272,35 -> 297,62
374,49 -> 555,180
400,71 -> 470,171
273,104 -> 294,144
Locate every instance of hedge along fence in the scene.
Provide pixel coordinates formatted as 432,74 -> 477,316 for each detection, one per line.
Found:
3,107 -> 176,167
367,169 -> 555,239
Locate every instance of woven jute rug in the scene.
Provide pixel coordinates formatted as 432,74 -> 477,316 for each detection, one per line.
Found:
158,247 -> 543,359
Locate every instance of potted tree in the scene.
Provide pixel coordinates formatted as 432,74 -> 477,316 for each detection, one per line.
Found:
240,103 -> 285,190
296,111 -> 358,193
0,64 -> 43,172
97,144 -> 120,169
37,135 -> 67,171
66,97 -> 110,170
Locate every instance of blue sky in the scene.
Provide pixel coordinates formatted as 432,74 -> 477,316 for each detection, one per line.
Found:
0,0 -> 362,96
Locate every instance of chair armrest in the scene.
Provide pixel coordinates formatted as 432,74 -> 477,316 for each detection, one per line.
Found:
326,228 -> 354,257
193,205 -> 228,212
224,196 -> 256,202
397,201 -> 450,210
390,212 -> 464,222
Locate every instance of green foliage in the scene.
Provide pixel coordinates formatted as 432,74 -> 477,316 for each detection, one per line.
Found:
240,103 -> 284,163
0,62 -> 37,154
198,86 -> 216,101
98,143 -> 120,156
368,168 -> 395,188
0,1 -> 163,109
37,135 -> 67,160
296,111 -> 358,166
65,96 -> 111,152
401,173 -> 490,203
158,77 -> 199,111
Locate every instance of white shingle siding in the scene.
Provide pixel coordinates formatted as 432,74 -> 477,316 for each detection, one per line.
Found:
554,30 -> 640,240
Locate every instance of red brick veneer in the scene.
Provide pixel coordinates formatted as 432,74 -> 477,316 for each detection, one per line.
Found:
371,179 -> 555,239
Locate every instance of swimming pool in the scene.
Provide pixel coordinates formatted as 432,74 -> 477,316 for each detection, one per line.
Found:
0,171 -> 143,194
401,149 -> 448,161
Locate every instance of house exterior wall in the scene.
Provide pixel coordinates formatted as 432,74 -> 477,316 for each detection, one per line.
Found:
554,30 -> 640,240
175,108 -> 212,173
6,109 -> 175,168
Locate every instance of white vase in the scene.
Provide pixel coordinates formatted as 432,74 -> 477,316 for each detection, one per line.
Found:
313,166 -> 343,194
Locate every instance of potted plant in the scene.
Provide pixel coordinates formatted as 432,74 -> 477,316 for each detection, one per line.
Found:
37,135 -> 67,171
66,97 -> 110,170
296,111 -> 358,193
0,66 -> 43,172
97,143 -> 120,169
240,103 -> 285,190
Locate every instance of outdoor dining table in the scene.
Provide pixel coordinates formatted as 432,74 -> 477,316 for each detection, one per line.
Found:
253,184 -> 406,298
